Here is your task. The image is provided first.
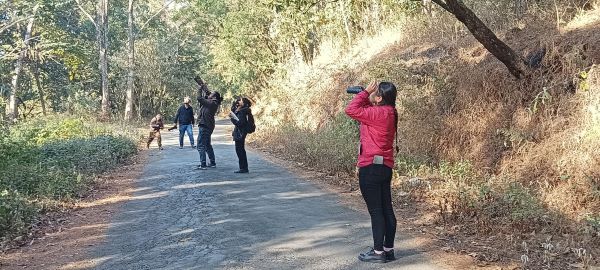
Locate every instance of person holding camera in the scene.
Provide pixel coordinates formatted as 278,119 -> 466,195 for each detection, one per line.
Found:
195,78 -> 223,170
229,97 -> 253,173
147,113 -> 165,150
173,97 -> 195,149
345,81 -> 398,264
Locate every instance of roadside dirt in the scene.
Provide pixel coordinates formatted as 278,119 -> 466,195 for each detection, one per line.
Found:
250,144 -> 517,270
0,151 -> 148,270
250,142 -> 600,270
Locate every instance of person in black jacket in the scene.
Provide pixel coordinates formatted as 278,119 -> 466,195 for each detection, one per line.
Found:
196,88 -> 222,170
174,97 -> 195,149
229,97 -> 252,173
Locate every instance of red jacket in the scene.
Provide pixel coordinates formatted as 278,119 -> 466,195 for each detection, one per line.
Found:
345,91 -> 396,169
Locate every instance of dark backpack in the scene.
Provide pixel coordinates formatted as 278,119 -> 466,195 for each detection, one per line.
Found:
245,112 -> 256,134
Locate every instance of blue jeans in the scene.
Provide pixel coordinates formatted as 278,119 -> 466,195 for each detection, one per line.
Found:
178,124 -> 194,147
197,126 -> 215,166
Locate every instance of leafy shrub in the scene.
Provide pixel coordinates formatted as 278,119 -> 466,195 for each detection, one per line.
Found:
502,182 -> 545,223
40,135 -> 137,175
0,116 -> 138,243
0,190 -> 36,241
9,116 -> 110,146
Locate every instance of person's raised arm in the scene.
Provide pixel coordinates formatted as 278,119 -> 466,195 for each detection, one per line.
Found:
345,81 -> 378,124
197,95 -> 212,107
232,109 -> 248,128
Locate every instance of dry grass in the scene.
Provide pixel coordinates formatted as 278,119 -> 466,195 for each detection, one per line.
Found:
252,2 -> 600,267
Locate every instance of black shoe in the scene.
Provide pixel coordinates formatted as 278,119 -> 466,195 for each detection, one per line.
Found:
197,165 -> 208,170
179,146 -> 183,149
358,248 -> 386,263
159,147 -> 164,151
234,170 -> 249,173
192,145 -> 196,149
208,163 -> 216,168
384,249 -> 396,261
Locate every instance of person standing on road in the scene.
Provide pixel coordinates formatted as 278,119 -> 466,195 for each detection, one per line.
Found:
174,97 -> 196,149
196,77 -> 222,170
229,97 -> 253,173
345,81 -> 398,264
147,113 -> 165,150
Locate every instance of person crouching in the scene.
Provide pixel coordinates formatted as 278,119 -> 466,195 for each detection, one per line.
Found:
147,113 -> 165,150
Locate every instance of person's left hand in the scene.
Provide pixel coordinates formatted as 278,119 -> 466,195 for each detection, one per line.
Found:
365,81 -> 378,94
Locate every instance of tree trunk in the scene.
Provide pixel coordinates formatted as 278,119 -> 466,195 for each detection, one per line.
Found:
98,0 -> 110,120
432,0 -> 529,78
31,53 -> 47,116
124,0 -> 135,121
8,4 -> 38,122
340,0 -> 352,46
423,0 -> 433,16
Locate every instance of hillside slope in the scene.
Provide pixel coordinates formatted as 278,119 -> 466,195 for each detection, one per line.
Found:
252,5 -> 600,268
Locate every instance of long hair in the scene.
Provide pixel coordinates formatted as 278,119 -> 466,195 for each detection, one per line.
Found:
377,82 -> 399,152
240,97 -> 252,108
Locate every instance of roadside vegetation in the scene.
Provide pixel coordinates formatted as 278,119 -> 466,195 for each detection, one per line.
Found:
0,117 -> 138,247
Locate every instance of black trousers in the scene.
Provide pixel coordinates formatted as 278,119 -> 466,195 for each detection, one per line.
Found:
235,138 -> 248,171
359,164 -> 396,251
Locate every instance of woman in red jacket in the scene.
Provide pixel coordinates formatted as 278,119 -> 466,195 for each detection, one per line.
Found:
345,81 -> 398,263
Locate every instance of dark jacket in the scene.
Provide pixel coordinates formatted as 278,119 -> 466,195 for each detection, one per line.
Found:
174,105 -> 195,125
197,96 -> 219,130
150,116 -> 164,131
230,107 -> 250,141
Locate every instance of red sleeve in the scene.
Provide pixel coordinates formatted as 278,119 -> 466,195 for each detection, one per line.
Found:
345,91 -> 376,124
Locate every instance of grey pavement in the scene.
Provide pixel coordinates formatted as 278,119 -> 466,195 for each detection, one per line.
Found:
91,119 -> 449,270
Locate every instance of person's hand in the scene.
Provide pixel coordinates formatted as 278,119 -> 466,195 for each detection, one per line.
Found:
365,81 -> 378,94
354,166 -> 359,178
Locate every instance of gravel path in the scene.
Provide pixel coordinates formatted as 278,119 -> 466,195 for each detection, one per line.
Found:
91,120 -> 448,270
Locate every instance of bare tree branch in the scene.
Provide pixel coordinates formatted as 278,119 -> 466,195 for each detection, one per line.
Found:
0,16 -> 33,34
137,0 -> 177,33
75,0 -> 98,29
431,0 -> 451,12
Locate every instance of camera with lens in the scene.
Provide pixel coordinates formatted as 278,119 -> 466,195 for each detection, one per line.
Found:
346,85 -> 365,94
194,76 -> 211,98
230,98 -> 238,112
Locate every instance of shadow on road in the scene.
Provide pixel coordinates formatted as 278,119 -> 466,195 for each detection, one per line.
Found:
85,119 -> 450,270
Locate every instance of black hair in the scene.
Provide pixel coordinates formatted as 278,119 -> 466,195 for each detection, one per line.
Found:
211,91 -> 223,105
239,97 -> 252,108
377,82 -> 397,107
377,81 -> 399,152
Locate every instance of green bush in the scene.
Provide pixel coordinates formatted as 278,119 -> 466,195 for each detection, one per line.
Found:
0,116 -> 138,243
9,116 -> 110,146
0,190 -> 36,241
502,182 -> 545,222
